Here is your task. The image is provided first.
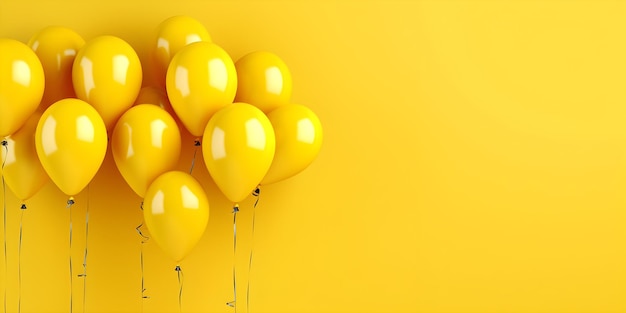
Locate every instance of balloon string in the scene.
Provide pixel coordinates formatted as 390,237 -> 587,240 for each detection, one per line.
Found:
189,140 -> 201,174
175,265 -> 183,313
17,204 -> 26,313
136,201 -> 150,305
247,187 -> 261,313
77,185 -> 89,313
67,197 -> 75,313
2,139 -> 8,313
227,204 -> 239,311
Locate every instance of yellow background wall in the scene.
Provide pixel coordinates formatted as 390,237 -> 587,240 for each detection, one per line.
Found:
1,1 -> 626,312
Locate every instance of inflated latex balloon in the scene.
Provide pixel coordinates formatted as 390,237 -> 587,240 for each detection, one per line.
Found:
28,26 -> 85,111
72,35 -> 142,130
152,16 -> 211,87
134,86 -> 181,127
1,113 -> 49,201
0,38 -> 45,137
261,104 -> 323,185
112,104 -> 181,198
35,98 -> 107,196
143,171 -> 209,262
235,51 -> 292,113
203,103 -> 275,203
167,41 -> 237,137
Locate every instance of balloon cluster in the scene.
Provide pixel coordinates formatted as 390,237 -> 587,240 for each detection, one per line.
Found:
0,16 -> 323,262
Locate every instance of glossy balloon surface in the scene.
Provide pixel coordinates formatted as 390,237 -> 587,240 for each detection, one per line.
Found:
235,51 -> 292,113
202,103 -> 275,203
143,171 -> 209,262
35,98 -> 107,196
134,86 -> 182,127
112,104 -> 181,198
28,26 -> 85,111
262,104 -> 323,185
1,113 -> 49,200
167,41 -> 237,136
152,16 -> 211,87
0,38 -> 45,137
72,35 -> 142,130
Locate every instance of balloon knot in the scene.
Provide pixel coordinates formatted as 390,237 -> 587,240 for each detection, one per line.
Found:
233,204 -> 239,213
175,265 -> 181,272
140,201 -> 144,211
1,140 -> 7,146
194,139 -> 201,147
20,204 -> 27,210
253,187 -> 261,197
67,197 -> 75,208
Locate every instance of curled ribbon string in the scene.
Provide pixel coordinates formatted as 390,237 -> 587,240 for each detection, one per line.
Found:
175,265 -> 183,313
247,187 -> 261,313
17,204 -> 26,313
226,204 -> 239,311
77,185 -> 89,313
2,139 -> 8,313
189,140 -> 201,174
67,197 -> 75,313
136,201 -> 150,304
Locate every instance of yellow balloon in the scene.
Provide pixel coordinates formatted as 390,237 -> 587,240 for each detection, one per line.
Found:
152,16 -> 211,88
143,171 -> 209,262
28,26 -> 85,111
203,103 -> 275,203
73,35 -> 143,130
134,86 -> 182,128
0,38 -> 45,137
112,104 -> 181,198
261,104 -> 323,185
234,51 -> 292,113
166,41 -> 237,137
35,98 -> 108,196
1,113 -> 49,200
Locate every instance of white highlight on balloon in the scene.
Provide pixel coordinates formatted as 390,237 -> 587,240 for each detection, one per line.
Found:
76,115 -> 95,142
150,119 -> 167,149
265,66 -> 283,95
61,49 -> 76,68
181,185 -> 199,209
112,54 -> 129,85
151,190 -> 165,215
64,49 -> 76,57
80,57 -> 95,99
245,118 -> 266,150
12,60 -> 31,87
211,127 -> 226,160
208,58 -> 227,91
175,66 -> 190,97
297,118 -> 315,144
185,34 -> 202,45
157,38 -> 169,54
41,116 -> 58,155
124,123 -> 134,158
